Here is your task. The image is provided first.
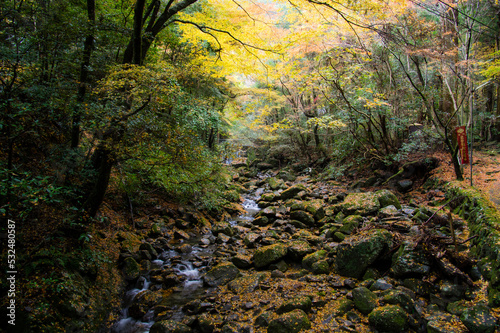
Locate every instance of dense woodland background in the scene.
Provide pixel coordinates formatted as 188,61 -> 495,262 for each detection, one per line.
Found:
1,0 -> 500,331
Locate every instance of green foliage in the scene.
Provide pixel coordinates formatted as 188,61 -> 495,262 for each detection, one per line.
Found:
391,130 -> 441,163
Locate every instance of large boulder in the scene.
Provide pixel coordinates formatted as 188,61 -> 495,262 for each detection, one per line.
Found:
460,304 -> 498,333
391,241 -> 431,277
375,189 -> 401,209
280,184 -> 307,200
334,192 -> 380,216
334,229 -> 393,279
368,305 -> 408,332
287,240 -> 314,261
267,309 -> 311,333
128,289 -> 163,319
253,243 -> 288,268
122,257 -> 141,281
203,262 -> 240,287
289,210 -> 315,226
352,287 -> 378,315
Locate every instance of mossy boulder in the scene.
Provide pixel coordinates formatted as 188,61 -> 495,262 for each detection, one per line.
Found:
289,210 -> 315,226
203,262 -> 240,287
253,243 -> 288,268
280,184 -> 307,200
391,241 -> 431,277
375,189 -> 401,209
267,309 -> 311,333
287,240 -> 313,261
352,287 -> 378,314
334,192 -> 380,216
304,199 -> 326,221
460,304 -> 498,333
368,305 -> 408,332
268,177 -> 286,190
334,229 -> 393,279
323,297 -> 354,317
122,257 -> 141,281
302,250 -> 328,271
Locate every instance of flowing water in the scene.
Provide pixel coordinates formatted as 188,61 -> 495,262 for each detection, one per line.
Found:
111,192 -> 261,333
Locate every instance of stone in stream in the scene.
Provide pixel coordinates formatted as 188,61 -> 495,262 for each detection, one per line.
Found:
122,257 -> 141,281
368,305 -> 408,333
267,309 -> 311,333
203,262 -> 240,287
334,229 -> 393,279
253,243 -> 288,269
128,289 -> 163,319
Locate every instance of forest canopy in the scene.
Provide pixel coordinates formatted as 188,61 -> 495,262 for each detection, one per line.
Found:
1,0 -> 500,221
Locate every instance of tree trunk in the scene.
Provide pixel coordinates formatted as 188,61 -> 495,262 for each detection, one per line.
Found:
71,0 -> 95,148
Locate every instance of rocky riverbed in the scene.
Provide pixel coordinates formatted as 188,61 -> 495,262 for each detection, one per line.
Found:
111,165 -> 499,333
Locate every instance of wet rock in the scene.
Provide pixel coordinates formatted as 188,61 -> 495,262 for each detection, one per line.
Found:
122,257 -> 141,281
460,304 -> 497,333
267,309 -> 311,333
150,319 -> 192,333
253,243 -> 288,269
203,262 -> 240,287
176,243 -> 192,254
352,287 -> 378,315
253,215 -> 269,226
276,296 -> 312,314
335,192 -> 381,216
368,305 -> 408,332
197,312 -> 221,333
370,278 -> 393,291
129,290 -> 163,319
334,229 -> 393,279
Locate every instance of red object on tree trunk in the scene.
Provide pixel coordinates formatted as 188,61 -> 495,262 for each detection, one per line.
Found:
455,126 -> 469,164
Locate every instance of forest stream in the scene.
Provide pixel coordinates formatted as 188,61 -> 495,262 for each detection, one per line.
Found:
106,166 -> 500,333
